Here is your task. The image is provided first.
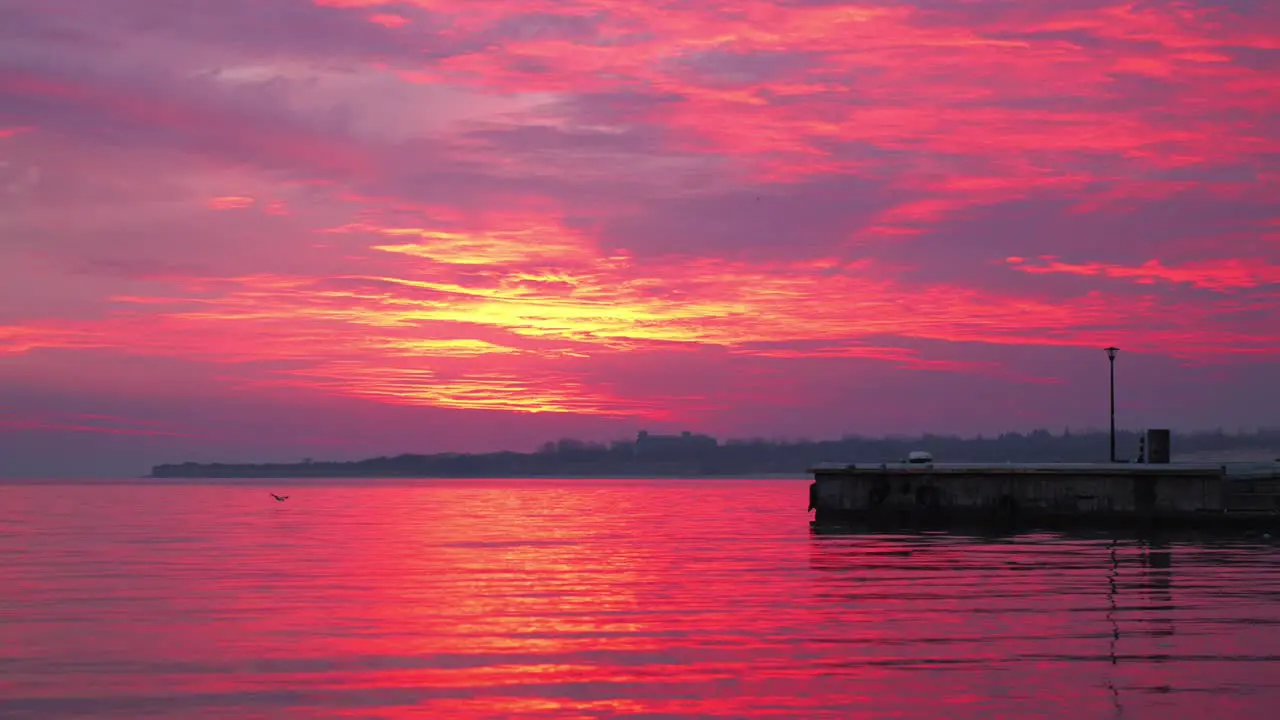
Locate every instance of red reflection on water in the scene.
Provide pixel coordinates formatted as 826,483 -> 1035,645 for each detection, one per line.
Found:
1,480 -> 1279,719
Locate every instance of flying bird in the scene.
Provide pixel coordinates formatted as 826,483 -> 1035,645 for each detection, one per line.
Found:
271,493 -> 289,502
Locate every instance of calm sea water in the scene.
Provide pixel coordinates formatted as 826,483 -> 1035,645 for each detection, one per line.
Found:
1,478 -> 1278,719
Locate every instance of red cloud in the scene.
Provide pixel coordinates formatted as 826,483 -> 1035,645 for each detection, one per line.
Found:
1008,256 -> 1280,292
0,0 -> 1275,435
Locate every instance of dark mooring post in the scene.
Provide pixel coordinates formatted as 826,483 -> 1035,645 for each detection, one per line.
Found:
1105,346 -> 1119,462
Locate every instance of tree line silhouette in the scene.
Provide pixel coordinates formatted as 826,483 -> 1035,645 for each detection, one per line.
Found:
150,427 -> 1280,478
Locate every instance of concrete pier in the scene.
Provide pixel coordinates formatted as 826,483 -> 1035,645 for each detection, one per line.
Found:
808,461 -> 1280,529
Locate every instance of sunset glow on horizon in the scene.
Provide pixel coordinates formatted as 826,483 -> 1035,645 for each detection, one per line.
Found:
1,0 -> 1277,475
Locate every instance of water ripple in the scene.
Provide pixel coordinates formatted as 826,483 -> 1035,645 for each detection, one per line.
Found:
1,479 -> 1278,719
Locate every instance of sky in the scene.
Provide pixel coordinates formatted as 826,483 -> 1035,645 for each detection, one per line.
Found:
1,0 -> 1277,476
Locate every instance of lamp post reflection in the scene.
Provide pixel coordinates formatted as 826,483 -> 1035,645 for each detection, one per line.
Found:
1105,539 -> 1124,718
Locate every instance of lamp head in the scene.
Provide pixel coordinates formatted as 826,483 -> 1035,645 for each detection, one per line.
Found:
1105,346 -> 1119,360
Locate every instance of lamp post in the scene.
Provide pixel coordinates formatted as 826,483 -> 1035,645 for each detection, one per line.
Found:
1105,347 -> 1119,462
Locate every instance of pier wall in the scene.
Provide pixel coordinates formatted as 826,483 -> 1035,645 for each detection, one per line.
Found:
809,465 -> 1232,526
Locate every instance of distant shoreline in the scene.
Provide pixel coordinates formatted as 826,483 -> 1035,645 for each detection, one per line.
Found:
146,429 -> 1279,483
138,473 -> 812,481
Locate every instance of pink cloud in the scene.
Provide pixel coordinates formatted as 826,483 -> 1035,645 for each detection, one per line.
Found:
207,196 -> 256,210
2,207 -> 1273,425
0,411 -> 196,438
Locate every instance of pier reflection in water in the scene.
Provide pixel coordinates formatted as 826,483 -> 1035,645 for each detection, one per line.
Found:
809,527 -> 1280,719
1,479 -> 1278,719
